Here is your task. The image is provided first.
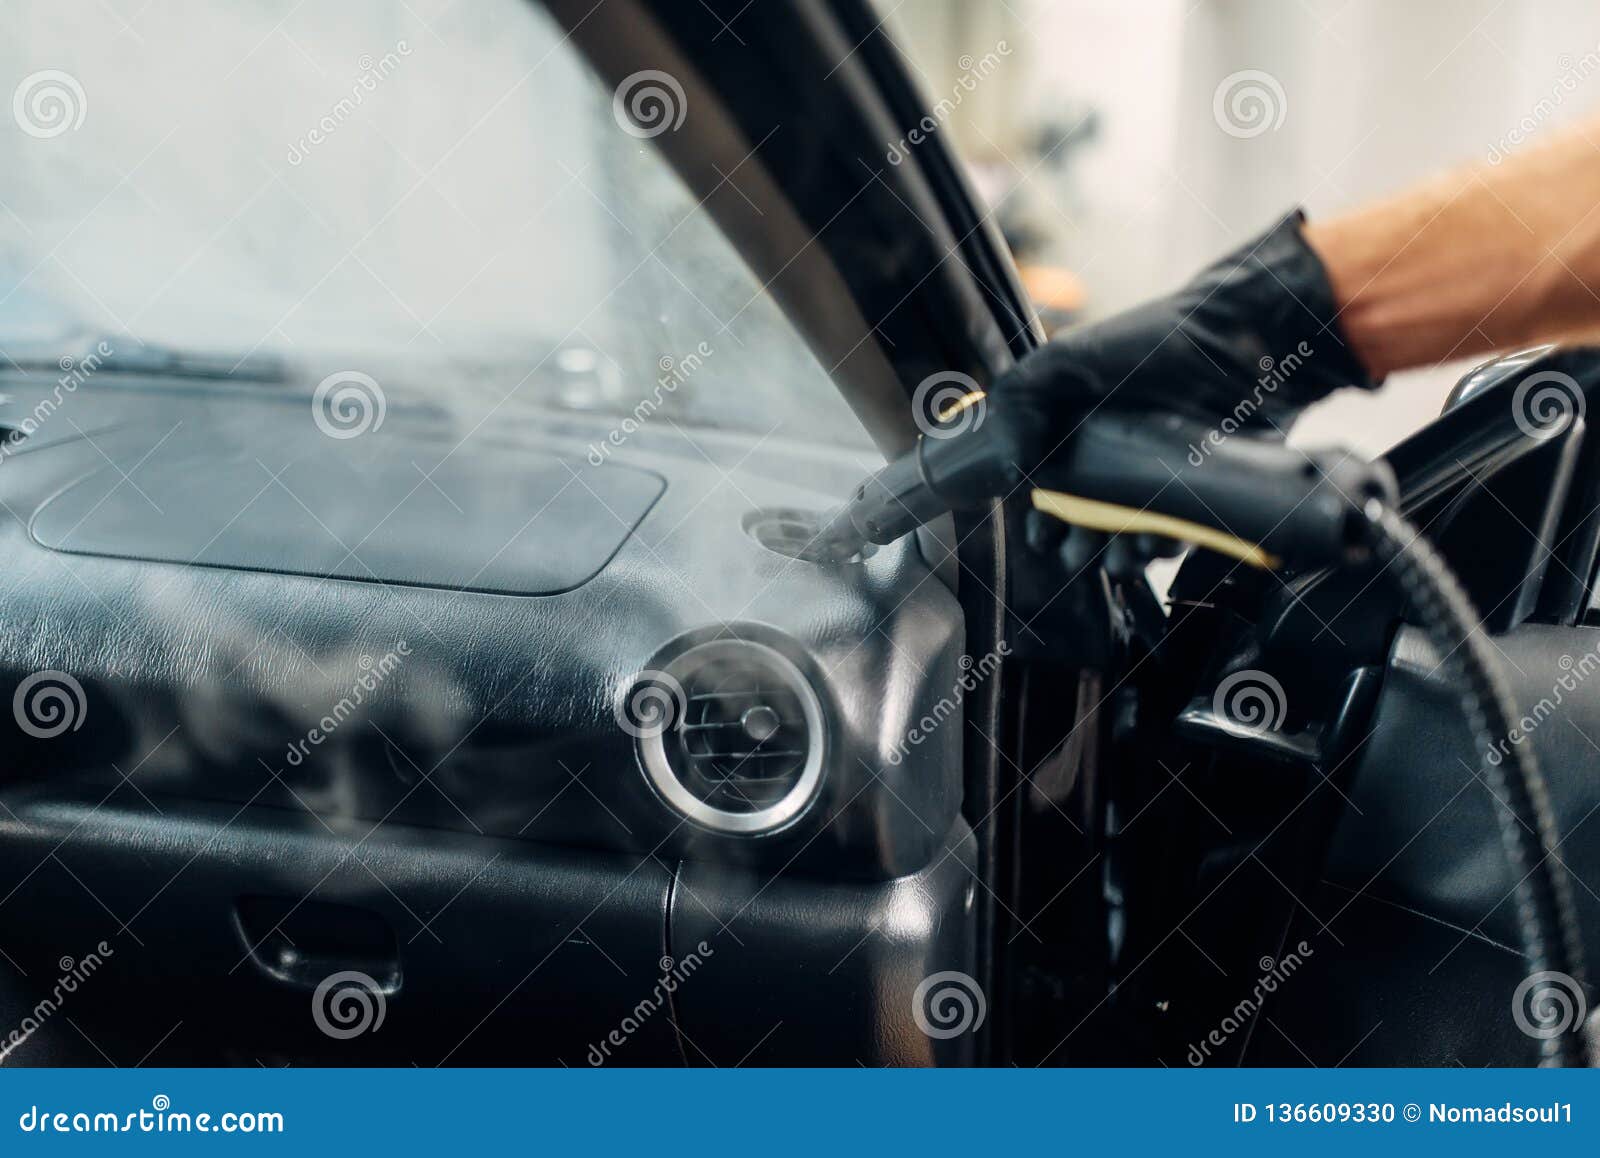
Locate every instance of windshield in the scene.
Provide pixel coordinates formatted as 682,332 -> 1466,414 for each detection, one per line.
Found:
0,0 -> 872,447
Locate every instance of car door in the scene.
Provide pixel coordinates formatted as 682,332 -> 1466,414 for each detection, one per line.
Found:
1081,343 -> 1600,1067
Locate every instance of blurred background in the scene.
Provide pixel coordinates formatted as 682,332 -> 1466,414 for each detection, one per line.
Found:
881,0 -> 1600,456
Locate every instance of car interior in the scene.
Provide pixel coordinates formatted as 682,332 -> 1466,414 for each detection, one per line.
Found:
1,0 -> 1597,1068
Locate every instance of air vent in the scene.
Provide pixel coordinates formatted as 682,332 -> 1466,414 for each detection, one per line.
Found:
632,639 -> 825,834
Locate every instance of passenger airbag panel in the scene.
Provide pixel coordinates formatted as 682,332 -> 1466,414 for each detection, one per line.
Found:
31,427 -> 664,595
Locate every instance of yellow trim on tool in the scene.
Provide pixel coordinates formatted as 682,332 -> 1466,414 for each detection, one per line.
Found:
921,385 -> 1273,567
1030,488 -> 1280,570
935,391 -> 987,422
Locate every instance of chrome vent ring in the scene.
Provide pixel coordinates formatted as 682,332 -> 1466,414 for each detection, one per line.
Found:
628,639 -> 825,835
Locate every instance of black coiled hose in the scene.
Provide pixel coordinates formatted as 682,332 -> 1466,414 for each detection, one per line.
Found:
1363,504 -> 1591,1066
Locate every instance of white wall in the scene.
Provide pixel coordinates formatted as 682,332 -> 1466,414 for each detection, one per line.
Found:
924,0 -> 1600,455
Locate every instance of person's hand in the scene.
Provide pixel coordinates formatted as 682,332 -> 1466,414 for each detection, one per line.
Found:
985,210 -> 1381,585
990,210 -> 1378,474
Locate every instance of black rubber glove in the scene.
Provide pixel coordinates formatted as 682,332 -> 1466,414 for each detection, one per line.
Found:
986,209 -> 1381,481
986,210 -> 1380,584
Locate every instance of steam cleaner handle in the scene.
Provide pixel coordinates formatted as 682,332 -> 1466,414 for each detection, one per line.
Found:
846,411 -> 1396,569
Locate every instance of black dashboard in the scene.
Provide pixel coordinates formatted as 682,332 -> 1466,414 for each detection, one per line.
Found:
0,372 -> 978,1065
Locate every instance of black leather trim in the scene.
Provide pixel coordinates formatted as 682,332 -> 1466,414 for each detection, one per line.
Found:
0,384 -> 965,880
1263,622 -> 1600,1063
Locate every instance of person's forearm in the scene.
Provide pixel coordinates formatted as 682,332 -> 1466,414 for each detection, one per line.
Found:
1304,116 -> 1600,377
